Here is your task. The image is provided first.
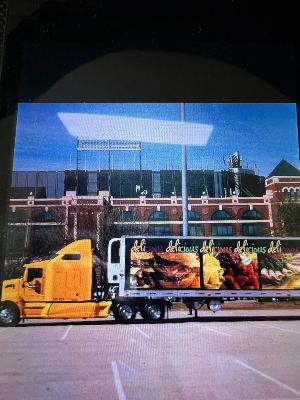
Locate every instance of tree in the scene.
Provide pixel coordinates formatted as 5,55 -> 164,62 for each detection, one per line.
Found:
3,206 -> 69,280
116,210 -> 148,237
27,207 -> 69,257
273,200 -> 300,237
98,198 -> 117,261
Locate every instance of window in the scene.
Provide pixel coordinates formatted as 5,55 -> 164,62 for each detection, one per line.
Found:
61,254 -> 81,260
117,211 -> 137,222
88,172 -> 98,195
148,211 -> 169,221
211,210 -> 231,220
116,211 -> 138,236
241,209 -> 264,236
211,210 -> 232,236
283,188 -> 300,200
185,210 -> 201,220
27,268 -> 43,282
117,224 -> 141,236
148,211 -> 170,236
180,211 -> 202,236
149,225 -> 171,236
242,224 -> 264,236
212,225 -> 233,236
185,225 -> 202,236
242,210 -> 262,220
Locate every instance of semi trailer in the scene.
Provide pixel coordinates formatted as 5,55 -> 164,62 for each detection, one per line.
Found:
1,236 -> 300,326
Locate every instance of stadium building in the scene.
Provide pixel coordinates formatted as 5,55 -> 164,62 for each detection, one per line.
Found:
7,155 -> 300,258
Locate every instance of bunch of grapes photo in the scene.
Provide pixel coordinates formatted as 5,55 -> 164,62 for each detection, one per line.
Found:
216,252 -> 259,290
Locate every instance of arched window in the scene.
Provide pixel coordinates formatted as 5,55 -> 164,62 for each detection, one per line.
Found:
211,210 -> 233,236
116,211 -> 139,236
148,211 -> 169,221
180,211 -> 202,236
148,211 -> 170,236
242,210 -> 262,219
211,210 -> 232,220
283,188 -> 289,198
241,209 -> 264,236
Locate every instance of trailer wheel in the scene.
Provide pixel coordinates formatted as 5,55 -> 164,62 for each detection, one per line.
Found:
0,301 -> 21,327
113,304 -> 136,323
142,303 -> 164,322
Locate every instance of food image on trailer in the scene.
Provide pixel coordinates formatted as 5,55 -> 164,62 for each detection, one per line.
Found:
130,251 -> 200,289
260,252 -> 300,289
127,239 -> 300,291
203,251 -> 259,290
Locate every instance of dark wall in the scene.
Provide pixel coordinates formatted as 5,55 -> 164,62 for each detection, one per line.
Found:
110,170 -> 152,198
160,170 -> 182,197
160,170 -> 240,198
240,174 -> 266,197
13,169 -> 266,198
10,187 -> 46,199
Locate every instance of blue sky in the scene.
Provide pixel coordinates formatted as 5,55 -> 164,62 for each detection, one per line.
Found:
13,103 -> 299,177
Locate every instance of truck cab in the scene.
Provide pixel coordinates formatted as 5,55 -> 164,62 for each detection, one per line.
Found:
0,240 -> 111,327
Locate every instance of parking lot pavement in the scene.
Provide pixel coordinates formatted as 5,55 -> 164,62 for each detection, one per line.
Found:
171,306 -> 300,319
1,310 -> 300,400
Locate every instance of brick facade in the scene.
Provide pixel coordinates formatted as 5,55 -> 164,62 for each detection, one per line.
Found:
7,161 -> 300,257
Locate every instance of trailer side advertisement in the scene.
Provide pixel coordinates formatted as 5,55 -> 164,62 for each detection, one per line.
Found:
125,238 -> 300,291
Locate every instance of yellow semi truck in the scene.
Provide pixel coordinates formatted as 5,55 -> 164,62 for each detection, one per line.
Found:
1,236 -> 300,326
0,238 -> 171,326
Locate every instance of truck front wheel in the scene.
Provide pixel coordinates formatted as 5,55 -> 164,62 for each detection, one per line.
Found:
0,301 -> 21,327
113,303 -> 136,323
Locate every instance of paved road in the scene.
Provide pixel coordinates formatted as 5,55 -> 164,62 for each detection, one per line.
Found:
1,310 -> 300,400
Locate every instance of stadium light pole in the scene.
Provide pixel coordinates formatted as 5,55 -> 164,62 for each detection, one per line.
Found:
181,103 -> 188,236
58,110 -> 213,236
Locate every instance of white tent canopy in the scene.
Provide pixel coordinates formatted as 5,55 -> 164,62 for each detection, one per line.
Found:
58,113 -> 213,146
